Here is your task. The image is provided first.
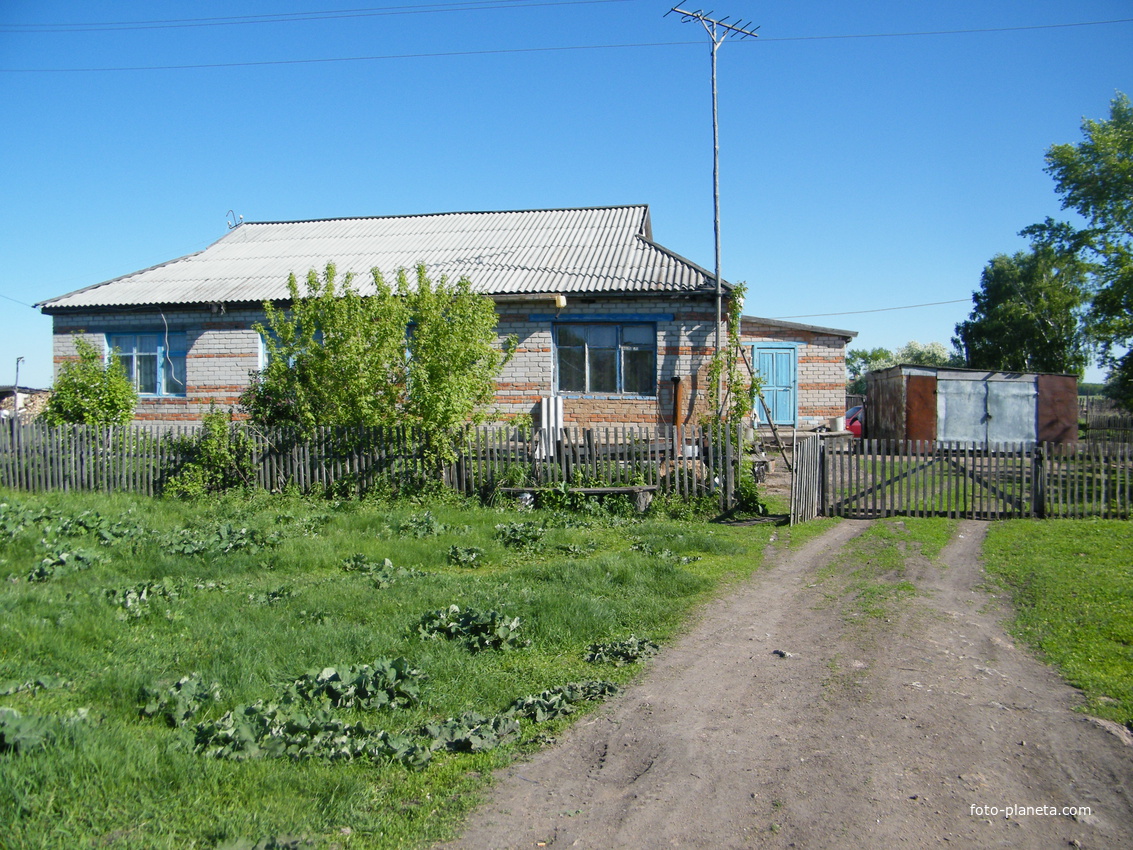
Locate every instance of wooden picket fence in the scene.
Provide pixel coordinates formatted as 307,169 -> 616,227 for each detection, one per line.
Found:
0,421 -> 740,507
791,435 -> 1133,521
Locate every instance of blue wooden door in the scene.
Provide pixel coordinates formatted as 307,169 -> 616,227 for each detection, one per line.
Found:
753,345 -> 797,426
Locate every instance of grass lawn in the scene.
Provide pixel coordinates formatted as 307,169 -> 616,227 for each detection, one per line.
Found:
0,488 -> 774,849
983,519 -> 1133,728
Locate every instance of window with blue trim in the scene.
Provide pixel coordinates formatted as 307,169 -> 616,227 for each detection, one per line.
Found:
555,323 -> 656,396
108,332 -> 187,396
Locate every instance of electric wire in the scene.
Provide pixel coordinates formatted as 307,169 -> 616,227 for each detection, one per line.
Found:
0,292 -> 37,309
772,298 -> 971,320
2,17 -> 1130,73
0,0 -> 635,34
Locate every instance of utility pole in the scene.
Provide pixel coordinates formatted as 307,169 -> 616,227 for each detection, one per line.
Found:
14,356 -> 23,421
665,6 -> 758,359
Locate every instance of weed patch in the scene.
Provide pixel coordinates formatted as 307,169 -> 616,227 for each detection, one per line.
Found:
585,636 -> 660,666
0,487 -> 766,848
417,605 -> 529,652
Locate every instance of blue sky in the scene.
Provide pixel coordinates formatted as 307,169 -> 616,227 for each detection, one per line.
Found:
2,0 -> 1130,390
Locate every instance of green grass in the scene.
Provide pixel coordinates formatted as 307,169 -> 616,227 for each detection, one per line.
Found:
816,518 -> 955,624
982,520 -> 1133,727
0,488 -> 767,849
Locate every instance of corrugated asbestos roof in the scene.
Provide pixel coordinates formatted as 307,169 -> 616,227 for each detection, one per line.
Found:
38,205 -> 723,311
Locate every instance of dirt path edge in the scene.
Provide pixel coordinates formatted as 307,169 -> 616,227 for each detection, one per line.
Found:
439,520 -> 1133,850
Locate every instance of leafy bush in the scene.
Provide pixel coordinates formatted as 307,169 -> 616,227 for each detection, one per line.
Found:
286,658 -> 424,711
395,511 -> 446,538
42,337 -> 137,426
0,676 -> 68,697
734,465 -> 769,516
417,605 -> 528,652
161,522 -> 278,556
247,586 -> 295,606
507,681 -> 620,722
1,707 -> 57,754
164,408 -> 255,499
341,554 -> 419,587
192,701 -> 430,767
104,581 -> 182,620
647,492 -> 721,521
447,545 -> 483,568
585,636 -> 660,666
421,711 -> 519,753
0,706 -> 87,755
27,548 -> 101,582
140,673 -> 222,727
494,521 -> 544,550
629,539 -> 702,565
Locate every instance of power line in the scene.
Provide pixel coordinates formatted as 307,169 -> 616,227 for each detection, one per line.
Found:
772,298 -> 971,320
0,292 -> 38,309
761,18 -> 1133,43
0,41 -> 695,73
2,17 -> 1130,73
0,0 -> 633,34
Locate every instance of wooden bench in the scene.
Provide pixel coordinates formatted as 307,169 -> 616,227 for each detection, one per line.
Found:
497,485 -> 660,513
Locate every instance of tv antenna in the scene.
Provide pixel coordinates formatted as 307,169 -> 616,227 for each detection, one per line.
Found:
665,7 -> 758,365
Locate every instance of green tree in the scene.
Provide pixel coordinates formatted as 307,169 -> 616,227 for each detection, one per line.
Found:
846,347 -> 893,395
892,340 -> 960,368
400,266 -> 515,433
1044,92 -> 1133,406
42,337 -> 138,426
845,342 -> 957,395
242,264 -> 411,431
241,263 -> 515,467
953,231 -> 1090,376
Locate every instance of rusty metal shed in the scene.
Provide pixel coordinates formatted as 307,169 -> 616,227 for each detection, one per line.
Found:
864,366 -> 1078,445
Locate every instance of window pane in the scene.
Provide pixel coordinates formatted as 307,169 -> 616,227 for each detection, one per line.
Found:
165,332 -> 187,355
137,335 -> 159,354
558,347 -> 586,392
136,353 -> 158,394
622,324 -> 653,346
589,348 -> 617,393
557,325 -> 586,347
163,355 -> 187,394
115,353 -> 135,384
622,349 -> 656,395
588,325 -> 617,348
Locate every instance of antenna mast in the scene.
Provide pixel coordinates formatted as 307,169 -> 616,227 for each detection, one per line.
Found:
665,6 -> 758,366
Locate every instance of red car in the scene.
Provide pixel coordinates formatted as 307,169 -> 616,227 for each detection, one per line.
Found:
845,405 -> 864,438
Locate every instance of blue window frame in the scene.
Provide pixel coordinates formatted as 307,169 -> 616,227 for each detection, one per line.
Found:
259,328 -> 325,369
108,332 -> 187,397
554,323 -> 656,396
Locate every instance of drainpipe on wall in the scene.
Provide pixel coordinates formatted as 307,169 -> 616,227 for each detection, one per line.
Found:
671,375 -> 683,426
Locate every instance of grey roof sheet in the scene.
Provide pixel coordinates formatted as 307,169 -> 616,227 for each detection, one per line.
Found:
741,314 -> 857,340
39,205 -> 722,311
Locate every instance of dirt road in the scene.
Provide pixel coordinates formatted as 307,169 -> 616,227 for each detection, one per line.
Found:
440,520 -> 1133,849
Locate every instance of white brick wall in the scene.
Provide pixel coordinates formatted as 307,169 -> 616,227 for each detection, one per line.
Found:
49,294 -> 743,425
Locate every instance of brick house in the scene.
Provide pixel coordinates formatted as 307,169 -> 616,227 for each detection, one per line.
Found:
741,316 -> 857,429
38,205 -> 854,428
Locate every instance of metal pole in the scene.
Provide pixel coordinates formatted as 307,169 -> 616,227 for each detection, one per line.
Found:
710,31 -> 722,356
667,7 -> 759,398
14,357 -> 23,420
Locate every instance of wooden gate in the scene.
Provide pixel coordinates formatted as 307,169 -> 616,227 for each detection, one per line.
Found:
793,436 -> 1132,521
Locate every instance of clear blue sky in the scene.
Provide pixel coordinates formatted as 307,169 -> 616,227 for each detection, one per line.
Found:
2,1 -> 1130,390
